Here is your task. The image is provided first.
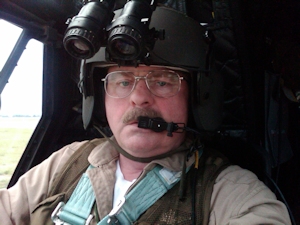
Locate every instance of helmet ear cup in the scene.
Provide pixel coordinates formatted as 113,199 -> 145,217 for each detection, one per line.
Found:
82,96 -> 94,130
81,66 -> 108,129
191,68 -> 223,132
80,62 -> 95,129
92,69 -> 108,127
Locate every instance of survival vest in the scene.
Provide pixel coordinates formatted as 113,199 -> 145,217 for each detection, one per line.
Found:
31,138 -> 230,224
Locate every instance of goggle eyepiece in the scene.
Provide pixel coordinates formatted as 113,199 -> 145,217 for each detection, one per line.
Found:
63,0 -> 115,59
106,0 -> 158,62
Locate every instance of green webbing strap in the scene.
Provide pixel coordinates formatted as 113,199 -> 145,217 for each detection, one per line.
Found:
59,174 -> 95,224
98,164 -> 187,224
51,166 -> 95,225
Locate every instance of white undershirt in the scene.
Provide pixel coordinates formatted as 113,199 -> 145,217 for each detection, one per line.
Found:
113,160 -> 136,208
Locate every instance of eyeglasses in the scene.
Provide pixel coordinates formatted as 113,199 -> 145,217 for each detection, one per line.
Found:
101,70 -> 184,98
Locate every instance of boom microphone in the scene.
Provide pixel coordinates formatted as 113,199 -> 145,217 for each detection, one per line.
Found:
137,116 -> 185,137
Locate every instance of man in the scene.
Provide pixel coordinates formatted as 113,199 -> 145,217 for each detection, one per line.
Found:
0,3 -> 292,225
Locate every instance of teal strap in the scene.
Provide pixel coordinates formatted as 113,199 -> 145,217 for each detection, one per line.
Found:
54,168 -> 95,225
123,166 -> 181,221
97,165 -> 187,224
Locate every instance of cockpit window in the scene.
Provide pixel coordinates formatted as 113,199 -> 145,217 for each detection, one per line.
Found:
0,20 -> 43,188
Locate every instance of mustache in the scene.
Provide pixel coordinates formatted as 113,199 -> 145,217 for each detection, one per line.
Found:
122,108 -> 162,124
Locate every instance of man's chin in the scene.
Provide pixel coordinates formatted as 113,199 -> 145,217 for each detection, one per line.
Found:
119,135 -> 161,152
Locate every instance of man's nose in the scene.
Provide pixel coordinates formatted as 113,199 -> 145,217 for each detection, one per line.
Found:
133,77 -> 149,93
129,78 -> 153,106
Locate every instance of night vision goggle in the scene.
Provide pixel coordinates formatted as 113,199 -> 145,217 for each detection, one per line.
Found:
63,0 -> 208,71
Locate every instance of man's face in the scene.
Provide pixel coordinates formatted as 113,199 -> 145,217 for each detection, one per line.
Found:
105,66 -> 189,158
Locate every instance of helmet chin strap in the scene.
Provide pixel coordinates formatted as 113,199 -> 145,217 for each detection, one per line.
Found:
93,117 -> 188,163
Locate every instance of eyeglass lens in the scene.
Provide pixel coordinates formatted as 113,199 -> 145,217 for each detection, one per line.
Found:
104,70 -> 182,98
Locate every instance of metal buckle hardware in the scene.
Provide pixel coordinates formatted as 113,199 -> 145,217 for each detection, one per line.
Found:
51,202 -> 70,225
107,197 -> 126,224
85,214 -> 94,225
51,201 -> 94,225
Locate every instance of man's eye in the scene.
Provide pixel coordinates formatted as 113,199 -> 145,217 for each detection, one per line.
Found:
157,81 -> 167,87
117,80 -> 131,87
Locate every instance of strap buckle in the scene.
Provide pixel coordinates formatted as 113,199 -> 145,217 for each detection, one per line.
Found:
107,197 -> 125,224
51,201 -> 94,225
51,202 -> 70,225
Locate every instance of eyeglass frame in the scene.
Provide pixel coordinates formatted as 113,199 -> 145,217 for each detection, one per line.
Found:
101,69 -> 188,98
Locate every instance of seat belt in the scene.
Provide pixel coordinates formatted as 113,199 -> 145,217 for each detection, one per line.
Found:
51,156 -> 200,225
